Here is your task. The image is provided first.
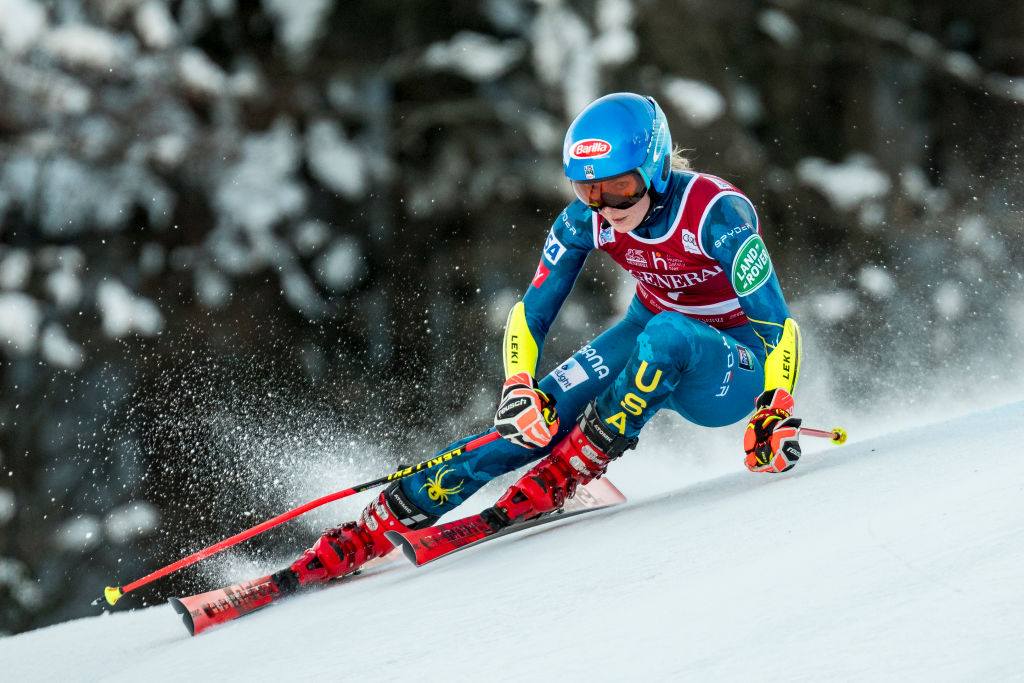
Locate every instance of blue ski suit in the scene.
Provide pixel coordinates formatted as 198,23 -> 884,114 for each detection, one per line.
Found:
398,170 -> 795,516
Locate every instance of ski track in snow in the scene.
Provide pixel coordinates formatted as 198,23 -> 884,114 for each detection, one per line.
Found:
4,401 -> 1024,682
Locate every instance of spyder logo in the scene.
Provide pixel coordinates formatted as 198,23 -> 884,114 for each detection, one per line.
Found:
420,465 -> 465,506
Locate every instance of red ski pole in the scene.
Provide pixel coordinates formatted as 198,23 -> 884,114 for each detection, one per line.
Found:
102,431 -> 500,606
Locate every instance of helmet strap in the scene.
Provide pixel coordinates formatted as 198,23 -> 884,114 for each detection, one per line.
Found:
639,189 -> 663,225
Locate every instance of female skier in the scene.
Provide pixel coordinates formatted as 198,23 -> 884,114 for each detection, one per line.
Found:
275,92 -> 803,591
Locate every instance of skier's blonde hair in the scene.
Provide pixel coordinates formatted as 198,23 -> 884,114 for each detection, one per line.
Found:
671,146 -> 692,171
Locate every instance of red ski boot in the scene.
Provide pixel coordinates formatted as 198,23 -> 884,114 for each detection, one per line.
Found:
273,483 -> 437,593
491,401 -> 637,526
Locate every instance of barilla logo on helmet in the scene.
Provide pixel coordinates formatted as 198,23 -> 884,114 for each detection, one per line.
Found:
570,139 -> 612,159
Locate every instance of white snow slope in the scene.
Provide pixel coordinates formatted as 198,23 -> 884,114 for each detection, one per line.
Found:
4,400 -> 1024,682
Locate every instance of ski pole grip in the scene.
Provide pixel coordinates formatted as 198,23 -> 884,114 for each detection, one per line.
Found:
104,586 -> 123,606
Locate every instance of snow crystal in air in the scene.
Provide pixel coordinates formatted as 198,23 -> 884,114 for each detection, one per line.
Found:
662,77 -> 727,127
0,0 -> 47,55
858,265 -> 896,299
796,154 -> 891,212
96,280 -> 164,338
55,515 -> 102,552
104,501 -> 160,544
41,323 -> 84,369
0,292 -> 41,352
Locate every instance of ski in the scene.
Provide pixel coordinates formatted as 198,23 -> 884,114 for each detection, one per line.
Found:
168,549 -> 401,636
169,478 -> 624,635
385,477 -> 626,566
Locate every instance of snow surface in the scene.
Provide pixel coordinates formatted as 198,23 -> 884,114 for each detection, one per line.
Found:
3,400 -> 1024,681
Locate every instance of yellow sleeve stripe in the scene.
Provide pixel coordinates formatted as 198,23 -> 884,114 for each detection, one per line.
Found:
746,315 -> 784,358
502,301 -> 540,379
762,318 -> 801,393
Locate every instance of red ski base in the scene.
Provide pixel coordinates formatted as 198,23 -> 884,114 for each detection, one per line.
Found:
170,575 -> 280,636
169,550 -> 401,636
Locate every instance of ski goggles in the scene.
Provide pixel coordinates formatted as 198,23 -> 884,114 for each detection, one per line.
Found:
571,170 -> 649,210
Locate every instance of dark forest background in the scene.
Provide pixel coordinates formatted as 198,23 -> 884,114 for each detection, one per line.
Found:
1,0 -> 1021,634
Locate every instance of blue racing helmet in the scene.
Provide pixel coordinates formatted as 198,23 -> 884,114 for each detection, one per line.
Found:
563,93 -> 672,197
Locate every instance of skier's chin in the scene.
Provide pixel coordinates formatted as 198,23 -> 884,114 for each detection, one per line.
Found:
604,213 -> 641,233
600,195 -> 650,233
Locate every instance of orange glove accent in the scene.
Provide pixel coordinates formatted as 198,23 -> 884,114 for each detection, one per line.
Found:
494,372 -> 559,449
743,388 -> 802,473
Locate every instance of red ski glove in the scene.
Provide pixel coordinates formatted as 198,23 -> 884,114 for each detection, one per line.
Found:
494,371 -> 559,449
744,388 -> 802,473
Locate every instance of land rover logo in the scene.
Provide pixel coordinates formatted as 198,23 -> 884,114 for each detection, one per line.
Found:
731,235 -> 772,295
